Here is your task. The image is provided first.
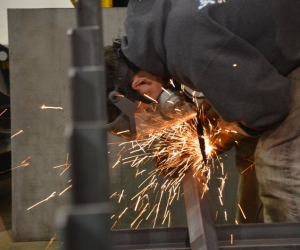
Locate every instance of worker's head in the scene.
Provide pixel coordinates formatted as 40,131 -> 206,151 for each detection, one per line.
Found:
104,39 -> 197,140
104,43 -> 165,122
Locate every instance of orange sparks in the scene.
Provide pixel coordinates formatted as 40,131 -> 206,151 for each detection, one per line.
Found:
130,205 -> 148,228
117,130 -> 130,135
27,192 -> 56,210
112,156 -> 121,169
169,79 -> 175,88
11,130 -> 23,138
40,104 -> 63,110
135,169 -> 146,177
219,196 -> 223,206
118,190 -> 125,203
0,156 -> 30,174
118,207 -> 128,219
161,87 -> 171,95
56,154 -> 71,176
230,234 -> 234,245
59,185 -> 72,196
111,220 -> 118,230
143,94 -> 158,103
238,203 -> 247,219
215,210 -> 219,220
45,233 -> 56,250
110,115 -> 223,229
135,219 -> 143,229
162,210 -> 170,225
0,109 -> 7,116
241,163 -> 255,174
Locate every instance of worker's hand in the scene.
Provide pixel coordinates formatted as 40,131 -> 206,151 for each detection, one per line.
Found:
208,128 -> 238,155
200,100 -> 259,156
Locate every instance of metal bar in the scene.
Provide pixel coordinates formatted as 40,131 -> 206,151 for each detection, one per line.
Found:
62,0 -> 112,249
112,227 -> 189,249
182,170 -> 219,250
111,223 -> 300,249
216,222 -> 300,241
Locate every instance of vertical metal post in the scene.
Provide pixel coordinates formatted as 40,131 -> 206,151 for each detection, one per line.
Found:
183,170 -> 219,250
62,1 -> 112,249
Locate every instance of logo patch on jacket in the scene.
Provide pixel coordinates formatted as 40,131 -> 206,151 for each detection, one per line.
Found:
198,0 -> 225,10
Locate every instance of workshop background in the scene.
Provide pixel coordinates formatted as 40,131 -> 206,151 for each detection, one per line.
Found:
0,0 -> 239,249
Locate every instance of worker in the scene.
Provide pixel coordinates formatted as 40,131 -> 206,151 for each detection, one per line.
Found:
104,0 -> 300,223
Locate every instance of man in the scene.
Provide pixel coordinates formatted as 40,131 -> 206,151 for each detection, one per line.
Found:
105,0 -> 300,223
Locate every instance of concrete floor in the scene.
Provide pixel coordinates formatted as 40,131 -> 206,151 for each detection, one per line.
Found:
0,176 -> 61,250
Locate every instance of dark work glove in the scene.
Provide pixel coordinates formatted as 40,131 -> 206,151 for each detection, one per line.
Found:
200,100 -> 259,156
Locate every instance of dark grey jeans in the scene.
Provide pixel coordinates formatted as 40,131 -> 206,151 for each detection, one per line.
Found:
255,67 -> 300,222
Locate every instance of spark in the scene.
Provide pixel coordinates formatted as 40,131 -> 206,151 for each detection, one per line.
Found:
135,169 -> 146,177
135,219 -> 143,229
169,79 -> 175,88
153,191 -> 164,228
230,234 -> 234,245
130,204 -> 148,228
22,156 -> 31,164
134,196 -> 141,211
162,210 -> 170,225
0,109 -> 7,116
45,233 -> 56,250
58,154 -> 71,176
168,211 -> 171,227
110,110 -> 223,228
40,104 -> 63,110
118,207 -> 128,219
59,185 -> 72,196
238,203 -> 247,219
146,204 -> 158,220
143,94 -> 158,103
110,192 -> 117,198
112,156 -> 121,169
118,190 -> 125,203
224,209 -> 227,221
240,163 -> 254,174
111,220 -> 118,230
53,164 -> 68,169
27,192 -> 56,210
0,157 -> 30,174
117,146 -> 126,156
219,196 -> 223,206
117,130 -> 130,135
11,130 -> 23,138
215,210 -> 219,220
161,87 -> 171,95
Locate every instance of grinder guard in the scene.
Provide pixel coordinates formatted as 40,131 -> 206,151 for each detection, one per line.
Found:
107,89 -> 197,140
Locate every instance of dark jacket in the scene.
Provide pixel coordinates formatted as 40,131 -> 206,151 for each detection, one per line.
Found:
121,0 -> 300,130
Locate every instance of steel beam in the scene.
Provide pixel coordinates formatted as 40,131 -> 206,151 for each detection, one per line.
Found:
183,170 -> 219,250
